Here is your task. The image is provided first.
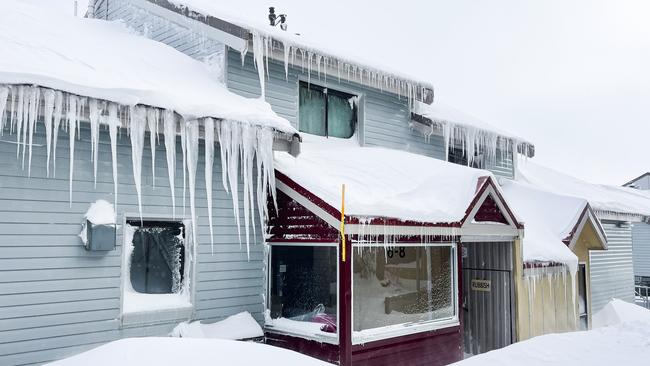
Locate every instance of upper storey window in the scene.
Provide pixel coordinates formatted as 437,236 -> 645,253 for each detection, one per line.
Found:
299,81 -> 357,138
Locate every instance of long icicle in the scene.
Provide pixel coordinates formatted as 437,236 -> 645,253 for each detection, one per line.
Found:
15,86 -> 24,159
0,86 -> 9,136
22,87 -> 33,170
26,87 -> 40,177
180,118 -> 187,217
43,89 -> 55,177
89,98 -> 101,187
51,91 -> 63,178
108,103 -> 119,207
204,117 -> 215,253
186,120 -> 199,250
68,95 -> 78,206
130,106 -> 147,221
163,110 -> 176,218
146,108 -> 159,188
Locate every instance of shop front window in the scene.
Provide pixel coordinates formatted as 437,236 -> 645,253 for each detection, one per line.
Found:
268,244 -> 338,341
353,244 -> 457,342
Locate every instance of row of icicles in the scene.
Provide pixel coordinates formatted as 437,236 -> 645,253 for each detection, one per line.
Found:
0,84 -> 278,257
410,117 -> 520,168
248,31 -> 428,109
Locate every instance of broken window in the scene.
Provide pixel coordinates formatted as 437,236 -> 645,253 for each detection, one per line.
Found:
352,244 -> 457,339
268,244 -> 338,338
299,82 -> 357,138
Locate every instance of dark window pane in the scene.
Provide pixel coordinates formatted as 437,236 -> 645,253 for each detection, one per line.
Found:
129,222 -> 185,294
353,246 -> 455,332
299,84 -> 327,136
270,246 -> 337,323
327,92 -> 355,138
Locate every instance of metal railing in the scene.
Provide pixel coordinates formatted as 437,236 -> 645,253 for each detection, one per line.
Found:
635,285 -> 650,309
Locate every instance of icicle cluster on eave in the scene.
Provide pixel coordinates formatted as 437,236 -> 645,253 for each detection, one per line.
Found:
409,111 -> 535,166
0,83 -> 282,257
244,31 -> 433,107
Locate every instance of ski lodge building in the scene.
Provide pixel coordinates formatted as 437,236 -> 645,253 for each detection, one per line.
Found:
1,1 -> 650,365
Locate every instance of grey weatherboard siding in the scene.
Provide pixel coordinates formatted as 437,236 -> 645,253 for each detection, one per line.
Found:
96,0 -> 515,178
589,220 -> 635,314
0,120 -> 264,366
632,222 -> 650,278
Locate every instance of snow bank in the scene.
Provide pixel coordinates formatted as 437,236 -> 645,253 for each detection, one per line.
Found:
518,161 -> 650,218
501,180 -> 584,271
453,302 -> 650,365
592,298 -> 650,328
170,312 -> 263,340
0,0 -> 294,134
45,337 -> 330,366
274,135 -> 493,223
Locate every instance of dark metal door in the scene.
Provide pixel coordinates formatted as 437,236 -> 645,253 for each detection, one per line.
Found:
462,242 -> 515,355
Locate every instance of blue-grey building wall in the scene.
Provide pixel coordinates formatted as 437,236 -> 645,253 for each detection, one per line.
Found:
0,117 -> 263,365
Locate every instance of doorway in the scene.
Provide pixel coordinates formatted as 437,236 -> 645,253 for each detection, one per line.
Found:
462,241 -> 515,355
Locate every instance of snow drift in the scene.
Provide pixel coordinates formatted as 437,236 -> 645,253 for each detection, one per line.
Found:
45,337 -> 330,366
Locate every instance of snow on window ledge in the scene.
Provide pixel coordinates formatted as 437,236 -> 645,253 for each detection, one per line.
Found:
264,314 -> 339,345
352,317 -> 460,345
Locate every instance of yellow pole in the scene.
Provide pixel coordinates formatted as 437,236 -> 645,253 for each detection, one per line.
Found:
340,184 -> 346,262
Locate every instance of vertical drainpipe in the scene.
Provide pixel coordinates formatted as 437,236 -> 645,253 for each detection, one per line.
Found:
512,235 -> 524,342
457,238 -> 465,359
339,232 -> 352,366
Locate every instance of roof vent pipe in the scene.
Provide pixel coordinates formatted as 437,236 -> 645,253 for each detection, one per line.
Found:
268,7 -> 288,31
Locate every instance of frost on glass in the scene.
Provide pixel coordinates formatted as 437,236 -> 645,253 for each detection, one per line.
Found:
269,246 -> 338,333
128,222 -> 185,294
353,245 -> 454,332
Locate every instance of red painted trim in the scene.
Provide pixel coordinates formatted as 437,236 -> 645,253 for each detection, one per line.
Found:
347,216 -> 461,227
350,324 -> 461,352
276,170 -> 342,220
488,178 -> 524,229
264,332 -> 340,364
351,235 -> 461,243
461,176 -> 523,229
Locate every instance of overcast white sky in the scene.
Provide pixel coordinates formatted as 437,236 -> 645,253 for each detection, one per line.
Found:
55,0 -> 650,185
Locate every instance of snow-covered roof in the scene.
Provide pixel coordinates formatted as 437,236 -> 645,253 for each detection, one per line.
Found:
501,179 -> 589,271
0,0 -> 295,134
412,101 -> 535,157
518,162 -> 650,219
274,135 -> 499,224
155,0 -> 433,101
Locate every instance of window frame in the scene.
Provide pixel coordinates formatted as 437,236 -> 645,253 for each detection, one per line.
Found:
351,242 -> 459,345
297,80 -> 359,139
265,242 -> 340,345
119,213 -> 196,327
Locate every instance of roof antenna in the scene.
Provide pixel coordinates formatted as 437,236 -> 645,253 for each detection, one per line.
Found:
74,0 -> 78,16
268,7 -> 288,31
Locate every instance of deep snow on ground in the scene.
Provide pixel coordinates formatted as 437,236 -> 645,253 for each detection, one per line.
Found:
45,337 -> 330,366
453,299 -> 650,365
